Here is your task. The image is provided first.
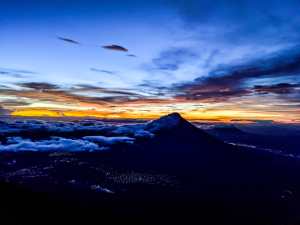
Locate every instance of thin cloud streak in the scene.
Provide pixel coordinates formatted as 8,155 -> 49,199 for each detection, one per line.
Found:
102,45 -> 128,52
57,36 -> 80,45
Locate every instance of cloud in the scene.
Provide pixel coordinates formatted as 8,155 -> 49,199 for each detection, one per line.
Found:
57,36 -> 80,45
0,119 -> 108,136
172,46 -> 300,102
0,67 -> 37,78
90,68 -> 117,75
0,100 -> 30,107
0,82 -> 150,108
102,44 -> 128,52
83,136 -> 135,145
203,49 -> 220,68
111,124 -> 154,138
0,118 -> 159,152
230,119 -> 274,124
127,54 -> 137,57
0,106 -> 10,116
148,47 -> 198,72
253,83 -> 300,94
168,0 -> 300,45
0,118 -> 155,140
72,84 -> 146,101
0,137 -> 100,152
19,82 -> 59,90
137,80 -> 171,96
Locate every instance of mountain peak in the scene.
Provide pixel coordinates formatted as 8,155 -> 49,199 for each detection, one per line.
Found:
146,112 -> 190,132
163,112 -> 182,119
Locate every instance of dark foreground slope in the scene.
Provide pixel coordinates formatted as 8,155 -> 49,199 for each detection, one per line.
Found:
1,113 -> 300,225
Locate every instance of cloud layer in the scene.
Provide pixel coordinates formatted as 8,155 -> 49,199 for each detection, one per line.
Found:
0,118 -> 157,152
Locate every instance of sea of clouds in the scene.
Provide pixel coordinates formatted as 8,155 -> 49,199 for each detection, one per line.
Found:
0,119 -> 155,152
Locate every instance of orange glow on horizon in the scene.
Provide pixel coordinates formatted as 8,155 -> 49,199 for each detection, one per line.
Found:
10,107 -> 299,123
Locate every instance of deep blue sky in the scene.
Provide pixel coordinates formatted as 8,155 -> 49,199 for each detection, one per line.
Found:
0,0 -> 300,121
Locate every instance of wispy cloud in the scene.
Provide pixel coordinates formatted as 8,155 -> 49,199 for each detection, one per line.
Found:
57,36 -> 80,45
146,47 -> 198,72
127,54 -> 137,57
90,68 -> 117,75
0,67 -> 37,78
0,83 -> 149,108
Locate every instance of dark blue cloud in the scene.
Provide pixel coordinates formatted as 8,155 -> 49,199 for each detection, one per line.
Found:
254,83 -> 300,95
147,47 -> 198,72
19,82 -> 59,90
173,45 -> 300,102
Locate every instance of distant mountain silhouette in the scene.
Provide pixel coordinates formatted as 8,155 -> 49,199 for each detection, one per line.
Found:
206,124 -> 300,154
207,124 -> 245,135
206,125 -> 253,143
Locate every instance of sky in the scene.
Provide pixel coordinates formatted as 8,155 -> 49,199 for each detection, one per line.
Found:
0,0 -> 300,122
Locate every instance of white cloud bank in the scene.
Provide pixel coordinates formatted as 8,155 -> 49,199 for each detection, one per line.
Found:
0,137 -> 100,152
0,118 -> 161,152
83,136 -> 135,145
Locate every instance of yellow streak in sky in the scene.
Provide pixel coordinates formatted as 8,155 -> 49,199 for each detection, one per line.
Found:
10,107 -> 298,123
